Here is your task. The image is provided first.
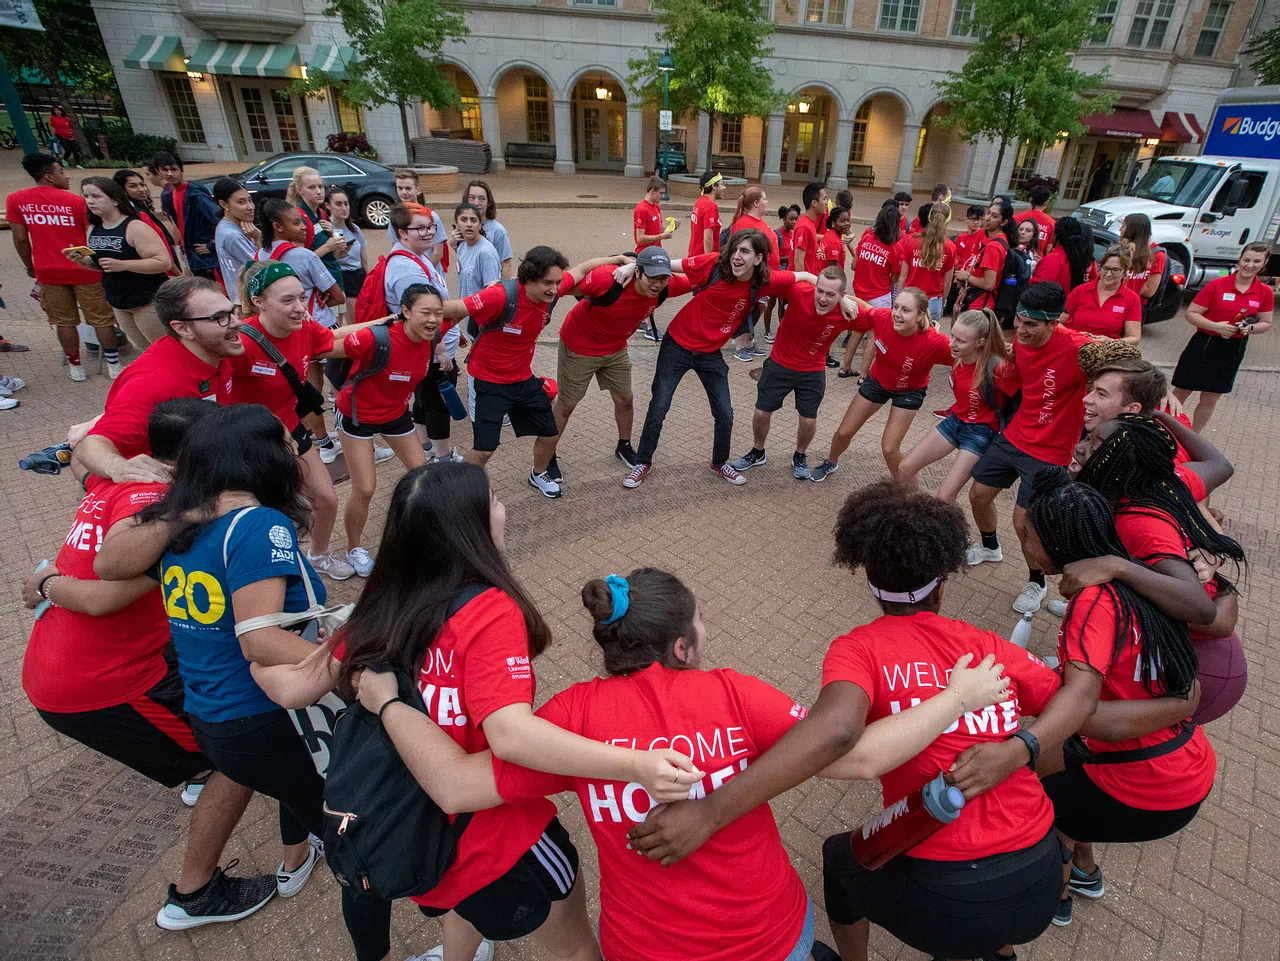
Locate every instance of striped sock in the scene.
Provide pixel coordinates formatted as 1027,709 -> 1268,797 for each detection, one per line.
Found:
102,346 -> 119,364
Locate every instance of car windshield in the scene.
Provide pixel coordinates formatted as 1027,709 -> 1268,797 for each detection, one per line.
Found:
1132,161 -> 1224,208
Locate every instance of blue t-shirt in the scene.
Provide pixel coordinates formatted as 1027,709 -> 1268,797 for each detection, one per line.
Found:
163,506 -> 325,723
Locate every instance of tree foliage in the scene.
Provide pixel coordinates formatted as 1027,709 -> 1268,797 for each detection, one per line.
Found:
1243,20 -> 1280,86
627,0 -> 784,168
933,0 -> 1117,196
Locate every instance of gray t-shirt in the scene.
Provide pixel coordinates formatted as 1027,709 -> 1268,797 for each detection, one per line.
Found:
215,218 -> 257,305
260,239 -> 337,327
335,222 -> 366,272
456,235 -> 503,300
383,242 -> 448,314
482,219 -> 513,263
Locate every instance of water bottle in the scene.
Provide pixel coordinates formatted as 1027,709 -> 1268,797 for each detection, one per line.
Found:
32,559 -> 53,620
438,378 -> 467,421
1010,611 -> 1034,649
849,772 -> 965,870
19,443 -> 73,475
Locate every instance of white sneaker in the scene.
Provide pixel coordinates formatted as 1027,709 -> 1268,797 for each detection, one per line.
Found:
0,396 -> 18,410
347,547 -> 374,577
407,941 -> 495,961
179,776 -> 207,807
309,551 -> 355,581
433,447 -> 464,463
277,835 -> 324,897
68,363 -> 87,382
528,470 -> 562,499
0,375 -> 25,396
107,361 -> 124,380
1013,582 -> 1048,614
966,543 -> 1003,566
374,445 -> 395,464
1047,597 -> 1068,617
318,438 -> 342,464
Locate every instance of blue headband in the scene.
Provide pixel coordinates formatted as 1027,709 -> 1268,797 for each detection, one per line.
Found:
602,574 -> 630,625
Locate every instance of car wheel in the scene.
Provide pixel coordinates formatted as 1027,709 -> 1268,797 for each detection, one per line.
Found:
360,194 -> 393,229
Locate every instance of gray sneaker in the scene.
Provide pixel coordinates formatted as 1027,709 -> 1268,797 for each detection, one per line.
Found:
733,347 -> 754,363
809,459 -> 838,482
751,343 -> 767,356
155,860 -> 276,930
792,452 -> 811,480
730,449 -> 766,472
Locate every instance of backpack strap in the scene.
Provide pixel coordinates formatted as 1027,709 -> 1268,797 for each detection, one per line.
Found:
269,242 -> 298,261
240,324 -> 326,419
347,321 -> 394,426
222,506 -> 260,568
586,280 -> 627,310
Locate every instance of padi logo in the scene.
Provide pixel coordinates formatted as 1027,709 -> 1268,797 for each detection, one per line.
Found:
268,525 -> 293,549
1222,116 -> 1280,141
1200,227 -> 1233,238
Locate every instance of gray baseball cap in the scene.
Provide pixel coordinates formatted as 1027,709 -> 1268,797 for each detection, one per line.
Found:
636,247 -> 673,277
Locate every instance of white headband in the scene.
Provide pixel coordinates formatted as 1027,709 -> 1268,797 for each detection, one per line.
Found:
868,577 -> 941,604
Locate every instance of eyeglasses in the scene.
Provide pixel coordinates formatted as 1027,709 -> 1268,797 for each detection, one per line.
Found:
181,306 -> 243,327
405,225 -> 435,236
1098,265 -> 1126,275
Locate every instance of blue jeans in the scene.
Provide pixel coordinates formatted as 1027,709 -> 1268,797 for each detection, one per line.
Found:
637,334 -> 734,466
928,296 -> 944,321
783,899 -> 816,961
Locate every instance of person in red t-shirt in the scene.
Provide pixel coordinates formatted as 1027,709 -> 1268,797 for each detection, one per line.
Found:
955,198 -> 1019,321
22,397 -> 276,928
7,153 -> 117,376
1172,242 -> 1275,431
760,204 -> 801,343
1118,213 -> 1166,304
898,308 -> 1011,502
634,176 -> 677,252
551,247 -> 693,478
1031,216 -> 1096,295
789,182 -> 828,276
1014,183 -> 1057,251
894,190 -> 913,234
946,204 -> 986,317
1063,245 -> 1143,345
842,204 -> 906,378
897,203 -> 956,322
816,206 -> 852,272
811,288 -> 953,483
686,171 -> 725,257
628,483 -> 1068,961
727,186 -> 781,361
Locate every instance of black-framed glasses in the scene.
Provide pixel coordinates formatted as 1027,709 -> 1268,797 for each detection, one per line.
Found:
181,305 -> 243,327
405,225 -> 435,236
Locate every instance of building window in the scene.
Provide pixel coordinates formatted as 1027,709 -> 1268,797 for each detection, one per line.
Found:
1090,0 -> 1118,43
806,0 -> 847,26
1010,139 -> 1042,187
950,0 -> 979,36
525,76 -> 551,143
459,94 -> 482,140
880,0 -> 921,30
1195,0 -> 1231,56
161,75 -> 206,144
574,0 -> 617,5
719,115 -> 743,153
914,124 -> 928,168
272,90 -> 302,152
849,101 -> 870,163
1127,0 -> 1175,49
335,92 -> 365,134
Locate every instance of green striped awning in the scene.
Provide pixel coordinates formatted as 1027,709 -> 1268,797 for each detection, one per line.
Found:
185,40 -> 301,78
306,45 -> 355,80
123,35 -> 186,72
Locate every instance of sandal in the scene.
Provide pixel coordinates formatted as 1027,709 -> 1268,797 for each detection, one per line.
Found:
837,368 -> 858,378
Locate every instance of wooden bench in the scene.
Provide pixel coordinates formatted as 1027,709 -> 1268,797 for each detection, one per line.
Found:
848,163 -> 875,187
710,154 -> 746,178
504,142 -> 557,169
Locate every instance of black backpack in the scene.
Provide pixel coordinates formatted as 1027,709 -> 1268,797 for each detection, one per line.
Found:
465,278 -> 560,343
240,324 -> 326,423
324,319 -> 394,427
322,583 -> 489,901
991,237 -> 1034,321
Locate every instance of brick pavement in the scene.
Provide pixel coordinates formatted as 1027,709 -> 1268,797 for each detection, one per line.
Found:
2,205 -> 1280,961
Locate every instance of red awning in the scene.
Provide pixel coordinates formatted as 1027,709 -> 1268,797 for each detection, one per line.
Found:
1185,112 -> 1204,141
1080,109 -> 1162,140
1160,111 -> 1204,144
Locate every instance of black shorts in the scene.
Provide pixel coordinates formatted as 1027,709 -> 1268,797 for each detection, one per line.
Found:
341,268 -> 368,299
336,408 -> 416,439
472,375 -> 558,452
1041,765 -> 1204,844
858,373 -> 927,410
37,667 -> 211,788
1171,331 -> 1249,395
822,827 -> 1063,959
755,358 -> 826,418
419,817 -> 579,941
970,432 -> 1055,509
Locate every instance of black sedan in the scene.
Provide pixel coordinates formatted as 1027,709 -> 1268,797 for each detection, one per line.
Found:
195,153 -> 399,228
1089,227 -> 1185,324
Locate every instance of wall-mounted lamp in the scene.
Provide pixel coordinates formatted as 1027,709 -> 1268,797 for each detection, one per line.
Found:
1144,137 -> 1160,148
187,70 -> 204,81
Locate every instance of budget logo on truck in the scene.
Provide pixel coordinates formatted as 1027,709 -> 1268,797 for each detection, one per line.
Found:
1206,103 -> 1280,159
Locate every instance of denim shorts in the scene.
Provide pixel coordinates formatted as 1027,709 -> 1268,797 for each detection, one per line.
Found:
859,373 -> 927,410
927,296 -> 944,321
936,413 -> 995,456
783,899 -> 816,961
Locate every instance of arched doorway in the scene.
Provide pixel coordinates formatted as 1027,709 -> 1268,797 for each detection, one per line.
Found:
433,66 -> 482,140
850,93 -> 907,191
570,73 -> 627,171
492,65 -> 556,153
780,87 -> 839,181
913,104 -> 968,192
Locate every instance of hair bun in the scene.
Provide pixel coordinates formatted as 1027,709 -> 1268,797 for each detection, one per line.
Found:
581,579 -> 615,626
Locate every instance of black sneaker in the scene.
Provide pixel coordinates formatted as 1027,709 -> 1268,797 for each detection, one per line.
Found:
811,941 -> 840,961
615,440 -> 639,470
1052,895 -> 1073,927
545,454 -> 562,483
825,354 -> 840,368
1068,864 -> 1105,899
155,860 -> 276,930
730,449 -> 766,472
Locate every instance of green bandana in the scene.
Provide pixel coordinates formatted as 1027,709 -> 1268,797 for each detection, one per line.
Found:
1017,306 -> 1061,322
247,261 -> 298,298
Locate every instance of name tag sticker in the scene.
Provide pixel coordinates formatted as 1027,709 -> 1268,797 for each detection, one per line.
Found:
502,325 -> 522,335
1223,292 -> 1236,301
252,363 -> 277,377
388,372 -> 410,382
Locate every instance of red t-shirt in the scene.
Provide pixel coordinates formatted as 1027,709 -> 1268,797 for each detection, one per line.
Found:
823,612 -> 1059,860
560,267 -> 693,357
1015,209 -> 1056,251
1192,273 -> 1275,338
687,197 -> 721,257
901,235 -> 957,297
1064,283 -> 1143,339
228,316 -> 334,430
5,185 -> 100,285
1001,325 -> 1091,464
634,199 -> 663,251
852,230 -> 901,301
769,283 -> 857,372
953,229 -> 985,273
23,476 -> 169,712
815,229 -> 848,271
966,235 -> 1008,311
1057,585 -> 1216,810
493,665 -> 809,961
1175,464 -> 1207,503
335,321 -> 433,423
777,226 -> 795,268
731,215 -> 780,269
948,359 -> 1010,429
1114,504 -> 1218,640
171,182 -> 189,239
1031,246 -> 1097,292
464,275 -> 575,383
665,254 -> 795,353
852,307 -> 952,391
406,589 -> 558,909
790,211 -> 824,270
1124,245 -> 1167,303
89,335 -> 232,459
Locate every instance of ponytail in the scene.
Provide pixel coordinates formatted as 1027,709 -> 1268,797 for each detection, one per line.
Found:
733,186 -> 765,225
954,308 -> 1009,398
918,203 -> 949,271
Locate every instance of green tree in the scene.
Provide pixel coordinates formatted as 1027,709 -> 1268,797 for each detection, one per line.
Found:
0,0 -> 117,158
299,0 -> 468,162
933,0 -> 1117,197
1243,20 -> 1280,86
628,0 -> 784,172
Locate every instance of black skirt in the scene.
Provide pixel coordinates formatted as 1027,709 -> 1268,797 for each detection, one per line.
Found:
1171,331 -> 1249,395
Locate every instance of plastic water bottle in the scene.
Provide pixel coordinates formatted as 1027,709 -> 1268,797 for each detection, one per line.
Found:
848,772 -> 966,870
438,378 -> 467,421
32,560 -> 53,620
1010,611 -> 1034,649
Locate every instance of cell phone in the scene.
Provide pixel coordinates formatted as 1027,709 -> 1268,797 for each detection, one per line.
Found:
33,559 -> 52,620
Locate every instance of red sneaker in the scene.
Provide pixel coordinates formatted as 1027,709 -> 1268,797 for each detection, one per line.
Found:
622,463 -> 650,489
711,462 -> 746,486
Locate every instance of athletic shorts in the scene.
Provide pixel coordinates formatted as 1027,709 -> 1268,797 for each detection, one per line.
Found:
37,666 -> 211,788
335,409 -> 416,439
556,342 -> 632,408
858,373 -> 926,410
755,358 -> 826,419
1041,765 -> 1204,844
969,432 -> 1055,509
936,413 -> 995,457
472,376 -> 558,452
40,281 -> 116,329
822,827 -> 1063,959
419,817 -> 578,941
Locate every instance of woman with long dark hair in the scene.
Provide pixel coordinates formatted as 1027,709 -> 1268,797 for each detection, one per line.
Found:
1032,216 -> 1096,292
213,177 -> 260,304
955,198 -> 1017,315
325,185 -> 369,297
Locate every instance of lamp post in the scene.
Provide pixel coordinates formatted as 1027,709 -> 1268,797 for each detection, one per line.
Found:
658,48 -> 673,201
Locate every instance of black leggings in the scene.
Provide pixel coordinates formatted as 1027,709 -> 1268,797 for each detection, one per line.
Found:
412,362 -> 458,438
1042,766 -> 1204,843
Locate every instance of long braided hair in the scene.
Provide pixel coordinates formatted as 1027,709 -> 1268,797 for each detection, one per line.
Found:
1028,468 -> 1197,696
1076,414 -> 1245,566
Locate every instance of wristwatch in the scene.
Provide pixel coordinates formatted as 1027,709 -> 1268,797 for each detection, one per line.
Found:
1008,729 -> 1041,770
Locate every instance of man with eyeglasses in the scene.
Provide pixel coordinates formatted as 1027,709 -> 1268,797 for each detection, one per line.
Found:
75,276 -> 244,484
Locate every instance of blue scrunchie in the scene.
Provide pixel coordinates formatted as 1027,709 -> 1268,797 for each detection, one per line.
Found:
602,574 -> 630,625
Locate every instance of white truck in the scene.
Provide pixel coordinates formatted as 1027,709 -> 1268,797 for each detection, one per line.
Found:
1073,85 -> 1280,292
